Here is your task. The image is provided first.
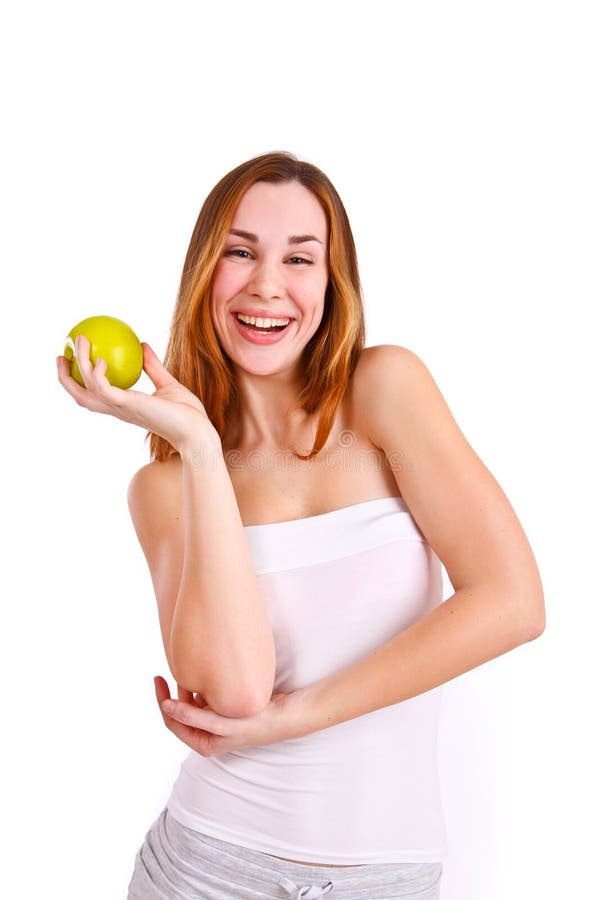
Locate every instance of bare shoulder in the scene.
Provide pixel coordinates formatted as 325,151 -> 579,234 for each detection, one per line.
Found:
127,454 -> 182,499
352,343 -> 421,447
354,344 -> 545,629
354,342 -> 469,458
126,455 -> 183,553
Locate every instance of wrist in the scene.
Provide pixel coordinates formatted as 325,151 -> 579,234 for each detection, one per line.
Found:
283,684 -> 321,741
178,433 -> 223,470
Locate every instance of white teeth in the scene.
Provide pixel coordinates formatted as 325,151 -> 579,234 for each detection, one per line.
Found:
236,313 -> 290,327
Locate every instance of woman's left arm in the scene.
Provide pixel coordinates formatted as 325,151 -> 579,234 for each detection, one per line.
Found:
159,345 -> 545,750
301,344 -> 546,734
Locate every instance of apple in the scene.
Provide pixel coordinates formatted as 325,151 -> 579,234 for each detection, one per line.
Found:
64,315 -> 143,389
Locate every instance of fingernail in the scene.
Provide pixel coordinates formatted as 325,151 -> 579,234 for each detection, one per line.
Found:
163,701 -> 176,715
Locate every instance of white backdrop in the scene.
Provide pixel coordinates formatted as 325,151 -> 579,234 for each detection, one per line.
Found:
2,2 -> 598,898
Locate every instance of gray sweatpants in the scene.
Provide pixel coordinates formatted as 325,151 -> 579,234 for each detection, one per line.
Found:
126,807 -> 443,899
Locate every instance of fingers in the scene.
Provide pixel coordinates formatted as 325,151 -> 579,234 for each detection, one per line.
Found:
165,717 -> 213,756
57,335 -> 121,412
177,682 -> 195,703
140,342 -> 177,390
154,676 -> 172,726
173,679 -> 208,708
154,675 -> 214,755
56,339 -> 93,401
154,675 -> 171,704
160,700 -> 228,736
75,335 -> 115,396
73,334 -> 100,387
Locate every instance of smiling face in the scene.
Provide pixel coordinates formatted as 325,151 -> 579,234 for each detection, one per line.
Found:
210,180 -> 330,378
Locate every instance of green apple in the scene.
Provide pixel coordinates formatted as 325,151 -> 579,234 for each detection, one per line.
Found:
64,315 -> 143,389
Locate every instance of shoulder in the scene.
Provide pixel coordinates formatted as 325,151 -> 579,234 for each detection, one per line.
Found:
127,454 -> 182,496
353,342 -> 471,507
353,343 -> 438,449
355,341 -> 431,380
127,456 -> 183,541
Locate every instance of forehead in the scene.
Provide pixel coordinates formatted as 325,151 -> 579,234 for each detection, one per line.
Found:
232,181 -> 328,239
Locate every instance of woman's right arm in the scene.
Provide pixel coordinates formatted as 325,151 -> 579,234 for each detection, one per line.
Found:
127,442 -> 277,720
57,335 -> 276,719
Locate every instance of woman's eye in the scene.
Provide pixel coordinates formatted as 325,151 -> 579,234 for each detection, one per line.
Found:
225,249 -> 252,259
224,250 -> 311,265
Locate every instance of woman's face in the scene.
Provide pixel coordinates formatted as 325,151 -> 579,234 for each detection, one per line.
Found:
210,180 -> 329,375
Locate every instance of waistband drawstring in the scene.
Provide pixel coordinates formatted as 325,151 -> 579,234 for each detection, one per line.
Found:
278,874 -> 334,898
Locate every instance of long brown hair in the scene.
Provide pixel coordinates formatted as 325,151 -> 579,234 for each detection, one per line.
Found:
147,150 -> 366,463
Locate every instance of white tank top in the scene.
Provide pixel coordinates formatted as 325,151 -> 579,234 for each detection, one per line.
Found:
167,496 -> 448,864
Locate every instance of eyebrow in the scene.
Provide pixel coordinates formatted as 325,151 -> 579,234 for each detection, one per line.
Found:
228,228 -> 323,245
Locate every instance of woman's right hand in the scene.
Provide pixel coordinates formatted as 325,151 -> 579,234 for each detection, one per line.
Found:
56,334 -> 220,455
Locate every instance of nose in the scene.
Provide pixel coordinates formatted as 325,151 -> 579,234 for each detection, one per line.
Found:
247,258 -> 286,299
278,875 -> 334,898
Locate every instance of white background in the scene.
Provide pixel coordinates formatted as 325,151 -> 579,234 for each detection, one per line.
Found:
2,2 -> 598,898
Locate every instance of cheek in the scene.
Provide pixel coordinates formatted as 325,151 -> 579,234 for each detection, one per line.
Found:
210,267 -> 231,300
301,272 -> 329,308
294,264 -> 326,290
311,265 -> 329,294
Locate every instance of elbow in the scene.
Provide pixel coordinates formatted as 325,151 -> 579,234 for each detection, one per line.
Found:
206,688 -> 270,719
516,590 -> 546,642
524,610 -> 546,641
168,630 -> 276,718
170,662 -> 271,719
212,677 -> 274,718
223,692 -> 271,719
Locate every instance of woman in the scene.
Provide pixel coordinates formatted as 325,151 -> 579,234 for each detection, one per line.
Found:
57,151 -> 545,899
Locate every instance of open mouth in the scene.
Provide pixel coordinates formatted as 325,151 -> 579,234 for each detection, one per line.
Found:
233,313 -> 293,334
231,312 -> 295,343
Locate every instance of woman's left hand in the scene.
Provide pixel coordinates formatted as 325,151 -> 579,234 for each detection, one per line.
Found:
154,676 -> 307,756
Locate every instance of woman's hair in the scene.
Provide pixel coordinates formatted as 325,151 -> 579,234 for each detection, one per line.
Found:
147,150 -> 366,463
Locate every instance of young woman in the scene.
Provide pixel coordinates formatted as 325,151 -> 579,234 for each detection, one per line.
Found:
56,151 -> 545,900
